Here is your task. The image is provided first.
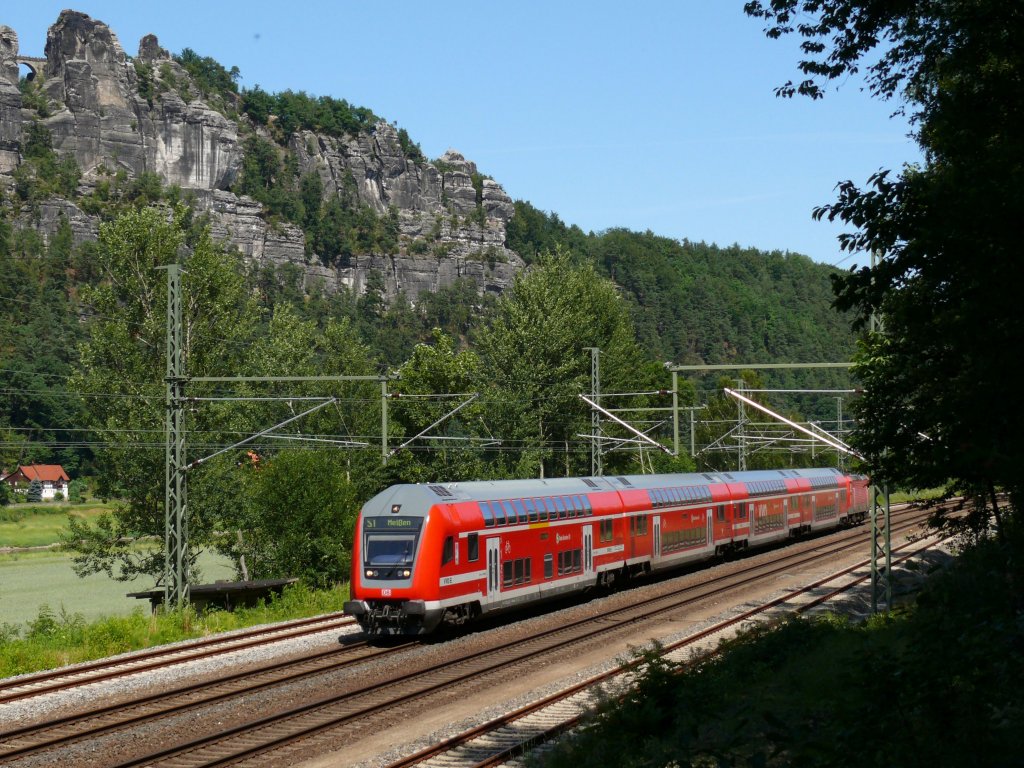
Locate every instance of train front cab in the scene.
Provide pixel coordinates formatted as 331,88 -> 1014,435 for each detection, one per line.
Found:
344,486 -> 447,635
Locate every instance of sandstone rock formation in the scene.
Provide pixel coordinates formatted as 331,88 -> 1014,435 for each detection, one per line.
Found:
0,11 -> 523,302
0,25 -> 22,175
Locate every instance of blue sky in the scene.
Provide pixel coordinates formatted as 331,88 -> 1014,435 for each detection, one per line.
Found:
3,2 -> 920,270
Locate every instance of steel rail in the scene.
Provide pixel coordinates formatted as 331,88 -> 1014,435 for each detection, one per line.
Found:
0,613 -> 354,704
0,639 -> 419,763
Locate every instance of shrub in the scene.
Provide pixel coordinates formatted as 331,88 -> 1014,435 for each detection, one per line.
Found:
68,479 -> 86,504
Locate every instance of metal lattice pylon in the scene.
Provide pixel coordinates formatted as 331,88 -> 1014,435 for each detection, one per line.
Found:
870,483 -> 891,613
160,264 -> 188,609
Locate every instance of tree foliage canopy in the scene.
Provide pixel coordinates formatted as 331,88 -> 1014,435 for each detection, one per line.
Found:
745,1 -> 1024,532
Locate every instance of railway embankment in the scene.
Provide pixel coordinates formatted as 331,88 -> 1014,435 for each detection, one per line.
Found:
536,530 -> 1024,767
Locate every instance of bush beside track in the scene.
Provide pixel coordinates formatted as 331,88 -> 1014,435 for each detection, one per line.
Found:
534,531 -> 1024,767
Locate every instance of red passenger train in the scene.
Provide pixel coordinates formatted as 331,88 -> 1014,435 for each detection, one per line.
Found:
343,467 -> 870,635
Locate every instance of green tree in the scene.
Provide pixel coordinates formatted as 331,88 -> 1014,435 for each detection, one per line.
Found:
64,205 -> 263,581
26,479 -> 42,502
388,329 -> 488,480
477,248 -> 663,478
200,303 -> 385,583
234,450 -> 362,587
745,1 -> 1024,534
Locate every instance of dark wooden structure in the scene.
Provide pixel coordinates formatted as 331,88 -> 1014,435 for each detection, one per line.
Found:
128,578 -> 298,613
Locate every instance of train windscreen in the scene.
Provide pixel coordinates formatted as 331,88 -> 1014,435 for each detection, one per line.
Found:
364,533 -> 418,566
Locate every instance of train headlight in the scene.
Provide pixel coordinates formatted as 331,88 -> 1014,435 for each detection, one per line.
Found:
402,569 -> 411,578
365,569 -> 377,578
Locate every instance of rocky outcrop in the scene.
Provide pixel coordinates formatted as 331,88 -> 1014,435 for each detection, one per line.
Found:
0,11 -> 523,302
0,25 -> 22,174
38,11 -> 240,191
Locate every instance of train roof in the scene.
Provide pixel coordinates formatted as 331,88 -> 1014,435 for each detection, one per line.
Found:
365,467 -> 851,510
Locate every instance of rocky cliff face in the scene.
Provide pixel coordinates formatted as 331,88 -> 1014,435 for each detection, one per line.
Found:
0,25 -> 21,175
0,11 -> 523,301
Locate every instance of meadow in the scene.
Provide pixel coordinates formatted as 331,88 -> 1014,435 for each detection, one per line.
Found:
0,503 -> 349,678
0,502 -> 235,627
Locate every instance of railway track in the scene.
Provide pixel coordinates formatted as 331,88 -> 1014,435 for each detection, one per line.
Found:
0,503 -> 943,768
0,612 -> 355,705
0,636 -> 416,763
387,513 -> 948,768
0,506 -> 930,768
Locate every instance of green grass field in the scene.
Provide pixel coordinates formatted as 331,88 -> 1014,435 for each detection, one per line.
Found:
0,502 -> 112,549
0,504 -> 236,628
0,548 -> 236,627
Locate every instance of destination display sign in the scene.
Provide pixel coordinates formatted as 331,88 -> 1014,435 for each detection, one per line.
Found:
364,516 -> 423,531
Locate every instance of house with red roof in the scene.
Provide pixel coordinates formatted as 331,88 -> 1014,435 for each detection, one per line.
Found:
1,465 -> 71,500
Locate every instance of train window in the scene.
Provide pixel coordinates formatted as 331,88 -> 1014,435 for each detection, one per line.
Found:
503,561 -> 513,588
442,536 -> 455,566
513,499 -> 527,523
365,533 -> 417,566
581,496 -> 592,515
525,557 -> 532,582
717,505 -> 725,522
737,504 -> 747,520
534,498 -> 548,522
467,533 -> 479,562
572,548 -> 582,571
544,553 -> 553,579
554,497 -> 568,519
523,498 -> 538,523
544,497 -> 557,519
600,518 -> 614,542
670,488 -> 681,503
514,558 -> 524,585
492,501 -> 507,526
502,500 -> 517,524
572,495 -> 584,516
480,501 -> 495,527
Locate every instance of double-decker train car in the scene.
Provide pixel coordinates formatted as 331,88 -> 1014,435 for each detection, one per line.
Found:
343,467 -> 870,635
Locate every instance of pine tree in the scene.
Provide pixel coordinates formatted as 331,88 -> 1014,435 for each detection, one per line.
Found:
26,479 -> 43,502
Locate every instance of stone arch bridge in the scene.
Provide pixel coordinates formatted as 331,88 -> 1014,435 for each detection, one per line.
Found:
17,55 -> 45,80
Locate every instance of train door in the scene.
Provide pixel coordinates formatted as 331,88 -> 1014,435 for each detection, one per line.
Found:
583,524 -> 593,577
652,516 -> 662,564
486,537 -> 501,599
706,509 -> 714,551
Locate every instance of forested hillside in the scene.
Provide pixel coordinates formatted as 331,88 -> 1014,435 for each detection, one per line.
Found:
508,201 -> 856,390
0,12 -> 859,586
